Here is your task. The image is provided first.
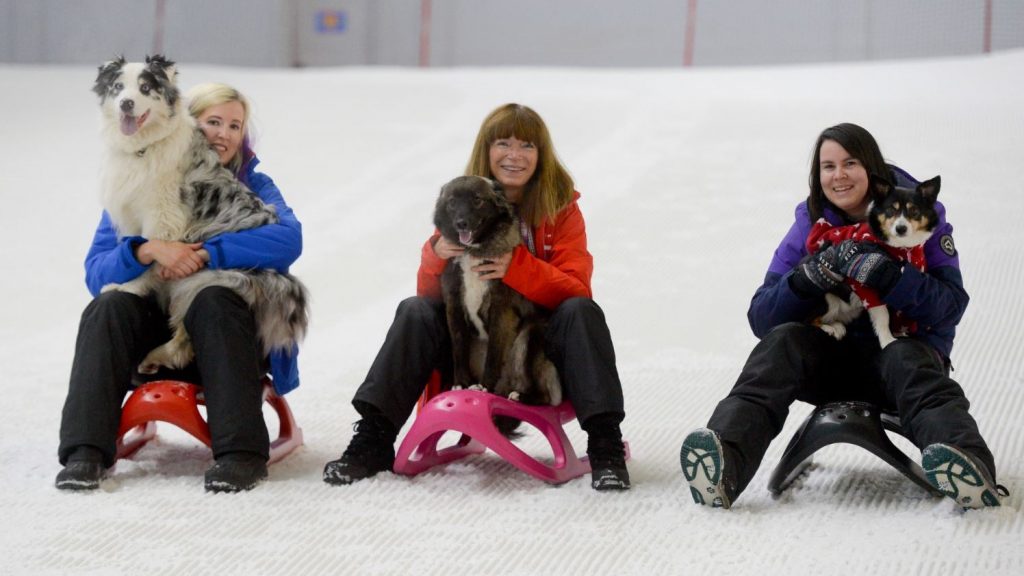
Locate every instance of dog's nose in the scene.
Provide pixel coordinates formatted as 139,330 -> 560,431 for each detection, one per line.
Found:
895,224 -> 907,236
454,218 -> 468,230
120,99 -> 135,113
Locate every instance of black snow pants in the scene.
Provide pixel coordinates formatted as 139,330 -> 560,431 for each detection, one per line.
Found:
58,286 -> 268,467
352,296 -> 625,431
707,321 -> 995,497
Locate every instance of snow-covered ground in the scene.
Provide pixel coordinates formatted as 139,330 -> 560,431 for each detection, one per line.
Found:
1,51 -> 1022,575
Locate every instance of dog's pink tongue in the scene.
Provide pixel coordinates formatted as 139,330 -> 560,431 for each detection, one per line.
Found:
459,230 -> 473,245
120,110 -> 148,136
120,114 -> 139,136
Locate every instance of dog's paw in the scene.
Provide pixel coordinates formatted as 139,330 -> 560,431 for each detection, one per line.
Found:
107,281 -> 148,297
138,341 -> 193,375
452,385 -> 464,391
507,391 -> 521,402
468,384 -> 486,392
878,334 -> 897,349
137,348 -> 173,374
137,360 -> 161,375
820,323 -> 846,340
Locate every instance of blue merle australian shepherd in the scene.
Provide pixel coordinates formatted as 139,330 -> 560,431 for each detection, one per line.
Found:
92,55 -> 308,374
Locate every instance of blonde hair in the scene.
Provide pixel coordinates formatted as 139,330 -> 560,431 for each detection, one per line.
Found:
465,103 -> 574,227
186,82 -> 251,173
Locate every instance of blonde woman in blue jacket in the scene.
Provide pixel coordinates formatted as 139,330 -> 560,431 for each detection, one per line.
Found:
56,83 -> 302,493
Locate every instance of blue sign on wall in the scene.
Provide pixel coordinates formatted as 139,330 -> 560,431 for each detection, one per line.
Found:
315,9 -> 347,34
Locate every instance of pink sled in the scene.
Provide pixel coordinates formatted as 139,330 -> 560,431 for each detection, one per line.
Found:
393,389 -> 629,484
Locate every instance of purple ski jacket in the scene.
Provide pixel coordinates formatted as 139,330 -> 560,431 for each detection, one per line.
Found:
747,166 -> 968,358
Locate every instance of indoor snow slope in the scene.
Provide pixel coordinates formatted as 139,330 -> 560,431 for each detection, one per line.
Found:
1,51 -> 1021,575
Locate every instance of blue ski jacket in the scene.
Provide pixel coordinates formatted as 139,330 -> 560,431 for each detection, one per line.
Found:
83,155 -> 304,394
747,166 -> 968,359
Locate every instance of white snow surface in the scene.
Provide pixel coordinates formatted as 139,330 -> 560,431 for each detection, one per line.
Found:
1,52 -> 1022,575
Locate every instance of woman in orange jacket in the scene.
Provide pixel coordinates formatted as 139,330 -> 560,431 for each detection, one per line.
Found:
324,103 -> 629,490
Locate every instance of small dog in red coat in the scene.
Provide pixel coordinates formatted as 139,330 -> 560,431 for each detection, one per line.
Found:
808,174 -> 941,348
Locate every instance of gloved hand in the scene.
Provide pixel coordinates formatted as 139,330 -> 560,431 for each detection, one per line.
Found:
791,243 -> 842,296
835,239 -> 902,296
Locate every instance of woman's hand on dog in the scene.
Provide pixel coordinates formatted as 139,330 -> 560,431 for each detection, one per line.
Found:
136,240 -> 208,280
473,251 -> 513,281
433,236 -> 465,260
434,236 -> 511,279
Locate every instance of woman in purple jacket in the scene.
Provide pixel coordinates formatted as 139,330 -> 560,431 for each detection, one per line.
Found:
680,123 -> 1004,510
56,83 -> 302,493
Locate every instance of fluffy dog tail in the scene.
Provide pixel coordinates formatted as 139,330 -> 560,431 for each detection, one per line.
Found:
493,416 -> 524,439
168,269 -> 309,356
248,270 -> 310,356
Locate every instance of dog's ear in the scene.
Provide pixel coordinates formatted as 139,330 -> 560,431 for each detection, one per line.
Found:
480,177 -> 516,214
145,54 -> 178,84
487,178 -> 515,212
869,173 -> 893,201
98,55 -> 125,72
433,182 -> 452,234
916,176 -> 941,205
93,56 -> 125,99
145,54 -> 181,108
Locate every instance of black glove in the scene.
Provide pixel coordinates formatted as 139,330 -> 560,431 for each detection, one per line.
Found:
835,239 -> 902,296
791,243 -> 842,296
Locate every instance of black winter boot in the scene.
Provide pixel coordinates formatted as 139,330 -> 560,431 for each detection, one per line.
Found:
55,446 -> 106,491
204,452 -> 268,493
583,414 -> 630,491
323,415 -> 397,486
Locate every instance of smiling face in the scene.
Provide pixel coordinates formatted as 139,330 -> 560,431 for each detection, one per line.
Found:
818,139 -> 871,220
93,56 -> 180,149
488,136 -> 538,203
196,100 -> 245,166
